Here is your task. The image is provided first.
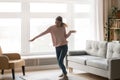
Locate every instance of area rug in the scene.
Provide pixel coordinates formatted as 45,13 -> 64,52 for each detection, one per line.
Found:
18,73 -> 107,80
17,69 -> 108,80
19,74 -> 85,80
0,76 -> 83,80
0,73 -> 107,80
19,76 -> 50,80
0,69 -> 107,80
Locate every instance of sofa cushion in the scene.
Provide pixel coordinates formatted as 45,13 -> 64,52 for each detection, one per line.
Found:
106,42 -> 120,59
86,40 -> 107,58
86,58 -> 108,70
67,55 -> 102,65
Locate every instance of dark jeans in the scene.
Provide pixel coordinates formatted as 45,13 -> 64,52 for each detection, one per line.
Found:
55,44 -> 68,75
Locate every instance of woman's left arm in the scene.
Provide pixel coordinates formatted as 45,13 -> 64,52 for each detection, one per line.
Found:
65,30 -> 76,38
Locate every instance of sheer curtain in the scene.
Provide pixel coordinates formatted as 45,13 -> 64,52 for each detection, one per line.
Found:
74,0 -> 104,50
93,0 -> 104,41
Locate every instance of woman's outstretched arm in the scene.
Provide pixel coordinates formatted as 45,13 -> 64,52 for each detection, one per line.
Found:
29,27 -> 51,42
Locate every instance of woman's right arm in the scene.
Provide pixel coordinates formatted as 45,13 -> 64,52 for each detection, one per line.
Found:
29,27 -> 51,42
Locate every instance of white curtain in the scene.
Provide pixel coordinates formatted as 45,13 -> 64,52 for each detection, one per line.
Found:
93,0 -> 104,41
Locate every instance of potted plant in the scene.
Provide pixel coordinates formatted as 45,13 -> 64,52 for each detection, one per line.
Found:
111,6 -> 118,18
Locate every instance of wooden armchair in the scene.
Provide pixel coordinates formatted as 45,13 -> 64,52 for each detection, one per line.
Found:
0,47 -> 25,80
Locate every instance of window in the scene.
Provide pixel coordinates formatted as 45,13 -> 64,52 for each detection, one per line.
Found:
0,18 -> 21,52
74,4 -> 90,13
0,0 -> 98,55
0,2 -> 21,12
73,3 -> 95,50
30,3 -> 67,13
30,18 -> 55,53
30,18 -> 66,53
74,18 -> 95,50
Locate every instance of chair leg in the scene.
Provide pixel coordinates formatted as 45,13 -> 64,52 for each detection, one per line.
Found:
22,66 -> 25,76
1,69 -> 4,75
11,69 -> 15,79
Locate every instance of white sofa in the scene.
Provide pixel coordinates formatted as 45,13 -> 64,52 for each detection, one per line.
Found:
67,40 -> 120,80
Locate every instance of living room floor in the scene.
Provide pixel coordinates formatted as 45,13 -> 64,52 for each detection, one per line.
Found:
0,69 -> 108,80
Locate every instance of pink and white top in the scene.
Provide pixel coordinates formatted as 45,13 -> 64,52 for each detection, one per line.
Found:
38,25 -> 71,47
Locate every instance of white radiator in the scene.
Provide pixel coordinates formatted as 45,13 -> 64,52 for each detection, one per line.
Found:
24,57 -> 58,67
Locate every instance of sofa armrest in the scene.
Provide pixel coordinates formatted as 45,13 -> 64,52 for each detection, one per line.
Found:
3,53 -> 21,60
0,55 -> 9,69
108,58 -> 120,79
68,50 -> 87,56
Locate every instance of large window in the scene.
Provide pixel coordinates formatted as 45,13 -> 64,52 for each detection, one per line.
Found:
74,18 -> 95,50
0,18 -> 21,53
0,2 -> 21,53
30,18 -> 55,53
0,0 -> 99,55
74,3 -> 95,50
74,4 -> 90,13
30,3 -> 67,13
0,2 -> 21,12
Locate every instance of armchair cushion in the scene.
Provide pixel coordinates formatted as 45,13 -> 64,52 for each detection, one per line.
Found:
9,59 -> 25,68
3,53 -> 21,60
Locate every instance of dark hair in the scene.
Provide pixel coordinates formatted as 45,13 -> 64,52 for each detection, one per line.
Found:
56,16 -> 63,22
56,16 -> 67,27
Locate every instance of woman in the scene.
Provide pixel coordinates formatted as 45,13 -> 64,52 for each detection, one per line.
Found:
30,16 -> 76,80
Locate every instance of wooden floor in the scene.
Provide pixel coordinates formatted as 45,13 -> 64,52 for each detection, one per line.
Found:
0,69 -> 109,80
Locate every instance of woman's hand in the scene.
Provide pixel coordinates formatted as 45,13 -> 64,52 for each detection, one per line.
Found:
70,30 -> 76,33
29,38 -> 35,42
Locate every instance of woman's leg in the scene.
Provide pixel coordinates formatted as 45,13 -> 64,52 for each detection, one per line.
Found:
56,45 -> 68,80
55,46 -> 62,67
58,45 -> 68,75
